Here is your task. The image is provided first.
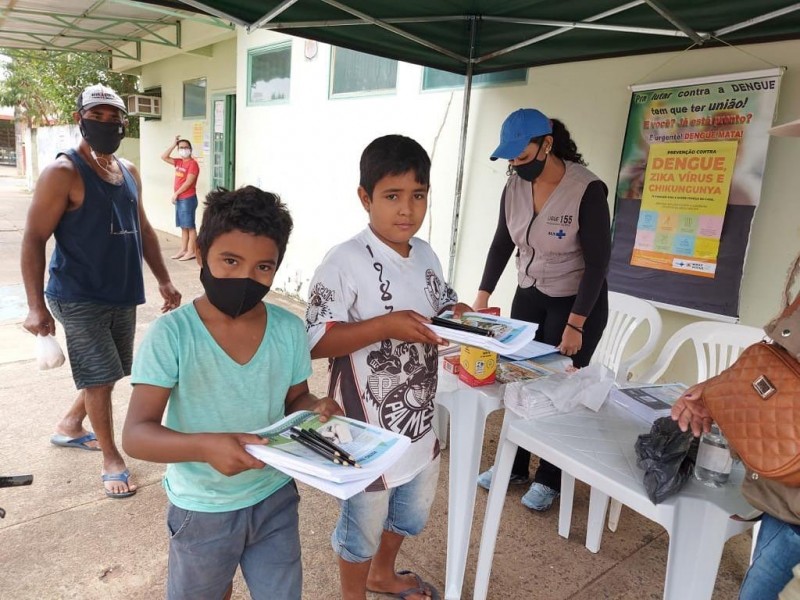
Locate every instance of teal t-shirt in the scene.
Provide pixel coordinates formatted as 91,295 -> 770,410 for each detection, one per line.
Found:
130,301 -> 313,512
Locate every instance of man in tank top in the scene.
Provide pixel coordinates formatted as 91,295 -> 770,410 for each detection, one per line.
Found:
21,84 -> 182,499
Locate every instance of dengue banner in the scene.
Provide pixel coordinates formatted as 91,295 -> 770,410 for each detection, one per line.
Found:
608,68 -> 782,319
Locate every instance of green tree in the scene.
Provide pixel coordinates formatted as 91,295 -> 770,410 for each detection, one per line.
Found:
0,49 -> 140,136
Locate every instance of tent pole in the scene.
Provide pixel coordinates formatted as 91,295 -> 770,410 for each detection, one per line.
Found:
447,16 -> 477,284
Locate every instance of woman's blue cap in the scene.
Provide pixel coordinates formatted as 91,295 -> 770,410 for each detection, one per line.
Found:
490,109 -> 552,161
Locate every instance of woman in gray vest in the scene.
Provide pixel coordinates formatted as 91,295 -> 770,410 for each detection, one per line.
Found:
474,108 -> 611,511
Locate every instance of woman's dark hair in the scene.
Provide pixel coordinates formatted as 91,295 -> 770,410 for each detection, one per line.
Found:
532,118 -> 586,166
196,185 -> 293,265
359,134 -> 431,197
177,139 -> 192,151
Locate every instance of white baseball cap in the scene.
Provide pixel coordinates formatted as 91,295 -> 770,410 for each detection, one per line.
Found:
769,116 -> 800,137
76,84 -> 127,114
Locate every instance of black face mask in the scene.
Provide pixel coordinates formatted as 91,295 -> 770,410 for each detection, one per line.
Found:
79,118 -> 125,155
200,265 -> 270,318
513,155 -> 547,182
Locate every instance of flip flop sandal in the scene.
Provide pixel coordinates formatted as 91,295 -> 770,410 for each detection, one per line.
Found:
102,469 -> 136,499
50,432 -> 100,451
371,570 -> 441,600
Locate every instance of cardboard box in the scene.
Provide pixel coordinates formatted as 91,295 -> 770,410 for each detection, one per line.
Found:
443,355 -> 461,375
459,344 -> 497,387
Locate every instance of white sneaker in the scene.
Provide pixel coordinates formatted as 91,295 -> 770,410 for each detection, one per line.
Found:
477,466 -> 530,490
521,482 -> 559,511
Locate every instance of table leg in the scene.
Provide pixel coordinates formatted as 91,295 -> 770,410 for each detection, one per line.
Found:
662,495 -> 729,600
559,472 -> 576,539
586,487 -> 610,553
473,416 -> 517,600
433,402 -> 449,450
437,392 -> 502,600
607,499 -> 623,532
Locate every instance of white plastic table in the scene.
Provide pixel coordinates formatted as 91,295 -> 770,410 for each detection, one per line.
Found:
473,401 -> 755,600
435,369 -> 504,600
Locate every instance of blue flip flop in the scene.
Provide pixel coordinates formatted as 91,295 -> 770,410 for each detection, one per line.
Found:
102,469 -> 136,499
50,432 -> 100,451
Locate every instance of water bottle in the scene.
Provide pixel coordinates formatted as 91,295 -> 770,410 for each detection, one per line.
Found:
694,424 -> 733,487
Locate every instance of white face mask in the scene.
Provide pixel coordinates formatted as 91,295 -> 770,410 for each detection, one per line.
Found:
178,148 -> 191,158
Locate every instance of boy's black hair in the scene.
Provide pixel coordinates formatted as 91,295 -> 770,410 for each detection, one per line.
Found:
359,134 -> 431,197
196,186 -> 293,265
177,139 -> 192,151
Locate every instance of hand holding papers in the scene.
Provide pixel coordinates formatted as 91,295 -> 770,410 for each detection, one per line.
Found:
427,311 -> 538,355
246,411 -> 410,499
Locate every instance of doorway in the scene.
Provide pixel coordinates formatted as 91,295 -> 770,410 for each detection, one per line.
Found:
211,94 -> 235,189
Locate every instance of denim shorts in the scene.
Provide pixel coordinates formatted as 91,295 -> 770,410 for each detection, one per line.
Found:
175,195 -> 198,229
333,458 -> 440,563
166,482 -> 302,600
47,298 -> 136,390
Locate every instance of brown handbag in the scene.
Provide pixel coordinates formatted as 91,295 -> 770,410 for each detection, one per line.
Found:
702,255 -> 800,485
702,341 -> 800,485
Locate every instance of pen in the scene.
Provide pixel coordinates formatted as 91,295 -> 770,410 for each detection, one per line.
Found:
290,426 -> 344,456
431,316 -> 494,338
294,428 -> 360,467
304,428 -> 359,465
289,433 -> 353,466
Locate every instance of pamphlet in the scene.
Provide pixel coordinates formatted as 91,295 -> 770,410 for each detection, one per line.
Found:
610,383 -> 688,423
496,354 -> 573,384
245,411 -> 411,499
427,311 -> 538,355
501,339 -> 559,361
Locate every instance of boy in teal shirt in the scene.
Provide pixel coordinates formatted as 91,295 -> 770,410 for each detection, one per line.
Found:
123,185 -> 340,599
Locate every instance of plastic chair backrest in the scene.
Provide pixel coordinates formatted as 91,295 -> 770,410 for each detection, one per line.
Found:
591,292 -> 663,383
639,320 -> 765,384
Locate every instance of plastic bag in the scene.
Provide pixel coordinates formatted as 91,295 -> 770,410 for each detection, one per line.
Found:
634,417 -> 699,504
36,334 -> 66,370
503,363 -> 614,419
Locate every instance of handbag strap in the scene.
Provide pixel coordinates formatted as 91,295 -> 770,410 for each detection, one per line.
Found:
768,253 -> 800,327
781,252 -> 800,310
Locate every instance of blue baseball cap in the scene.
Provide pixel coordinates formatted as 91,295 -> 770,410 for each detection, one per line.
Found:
490,109 -> 552,161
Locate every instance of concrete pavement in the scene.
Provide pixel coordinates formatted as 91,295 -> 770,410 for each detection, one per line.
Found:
0,166 -> 749,599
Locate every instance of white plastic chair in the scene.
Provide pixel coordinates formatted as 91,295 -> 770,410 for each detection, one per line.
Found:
559,292 -> 663,536
592,291 -> 663,383
601,320 -> 764,538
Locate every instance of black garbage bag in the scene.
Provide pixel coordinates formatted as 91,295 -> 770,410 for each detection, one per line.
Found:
634,417 -> 699,504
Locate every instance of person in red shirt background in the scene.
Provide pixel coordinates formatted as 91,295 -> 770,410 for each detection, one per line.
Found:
161,135 -> 200,261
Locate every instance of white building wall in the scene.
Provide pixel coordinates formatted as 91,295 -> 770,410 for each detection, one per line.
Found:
236,29 -> 513,299
133,27 -> 800,382
137,37 -> 237,236
234,33 -> 799,327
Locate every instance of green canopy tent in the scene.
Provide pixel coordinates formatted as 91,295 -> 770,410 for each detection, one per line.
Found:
10,0 -> 796,278
139,1 -> 800,278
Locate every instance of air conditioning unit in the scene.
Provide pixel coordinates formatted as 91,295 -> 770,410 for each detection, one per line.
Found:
127,94 -> 161,118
